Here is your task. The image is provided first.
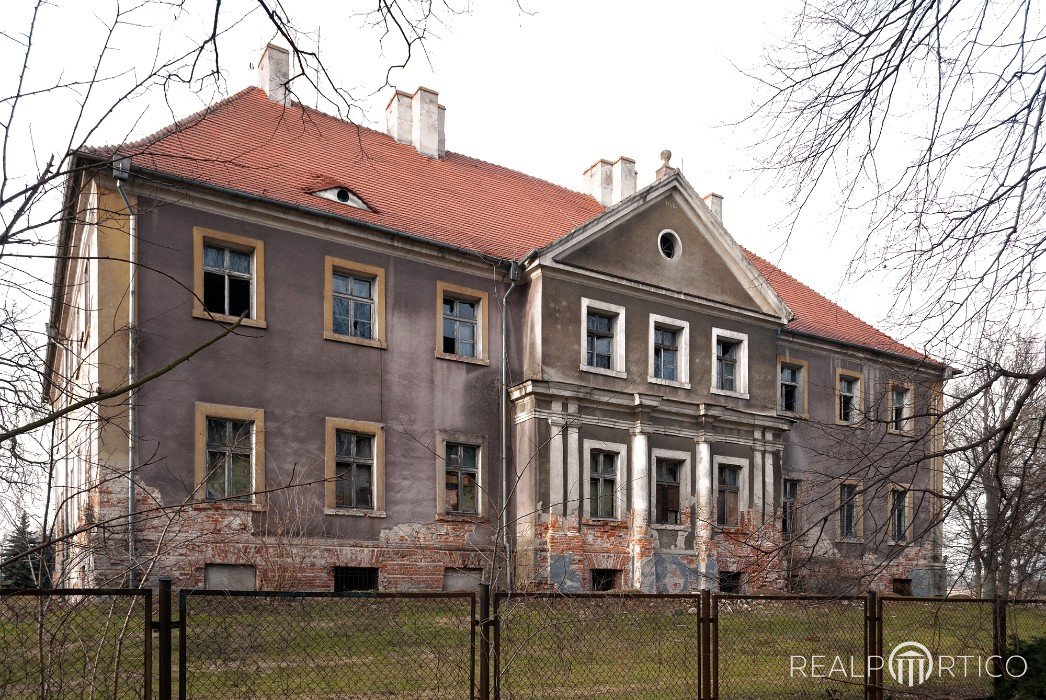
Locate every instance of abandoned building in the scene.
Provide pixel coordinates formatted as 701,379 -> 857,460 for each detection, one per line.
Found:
45,45 -> 948,595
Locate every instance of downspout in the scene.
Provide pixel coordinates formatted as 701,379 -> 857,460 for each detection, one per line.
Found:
500,258 -> 527,591
113,157 -> 138,588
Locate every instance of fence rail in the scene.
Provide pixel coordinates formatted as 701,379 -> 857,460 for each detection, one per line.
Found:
1,585 -> 1043,700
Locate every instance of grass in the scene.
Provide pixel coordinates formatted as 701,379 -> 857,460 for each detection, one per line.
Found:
2,594 -> 1044,699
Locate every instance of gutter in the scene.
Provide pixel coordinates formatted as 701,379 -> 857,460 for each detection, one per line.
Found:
113,158 -> 139,588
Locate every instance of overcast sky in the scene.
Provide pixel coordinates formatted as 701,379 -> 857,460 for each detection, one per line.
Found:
4,0 -> 911,346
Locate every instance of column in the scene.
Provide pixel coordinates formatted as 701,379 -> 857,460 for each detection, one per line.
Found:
695,440 -> 712,590
548,416 -> 565,516
629,426 -> 650,590
565,403 -> 580,515
752,447 -> 764,521
764,450 -> 776,526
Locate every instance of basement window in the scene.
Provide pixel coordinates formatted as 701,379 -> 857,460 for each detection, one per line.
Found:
334,566 -> 379,591
719,571 -> 743,594
591,569 -> 620,592
313,187 -> 371,211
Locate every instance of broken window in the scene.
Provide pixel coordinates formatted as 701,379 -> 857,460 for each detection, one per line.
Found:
653,326 -> 679,381
586,312 -> 614,369
716,338 -> 739,391
589,450 -> 617,519
655,458 -> 682,525
839,483 -> 859,539
717,465 -> 740,527
203,244 -> 252,318
780,363 -> 803,412
332,272 -> 374,339
782,479 -> 800,535
719,571 -> 743,594
334,430 -> 374,509
442,296 -> 477,357
590,568 -> 620,591
838,375 -> 860,423
891,578 -> 913,597
445,443 -> 479,514
204,418 -> 253,501
891,386 -> 910,431
891,488 -> 908,542
334,566 -> 379,591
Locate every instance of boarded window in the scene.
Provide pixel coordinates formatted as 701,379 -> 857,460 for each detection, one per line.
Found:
334,566 -> 379,592
444,568 -> 483,592
204,418 -> 253,501
445,443 -> 479,514
204,564 -> 256,591
717,465 -> 740,527
655,459 -> 681,525
202,244 -> 252,317
335,430 -> 374,509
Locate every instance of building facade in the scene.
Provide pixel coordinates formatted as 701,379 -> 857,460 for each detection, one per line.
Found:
46,46 -> 947,594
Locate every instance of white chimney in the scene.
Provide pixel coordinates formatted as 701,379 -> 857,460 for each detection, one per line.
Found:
703,193 -> 723,223
584,157 -> 637,206
385,87 -> 446,157
612,157 -> 637,203
258,44 -> 290,105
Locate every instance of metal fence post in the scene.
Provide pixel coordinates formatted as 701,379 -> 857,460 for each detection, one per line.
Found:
157,577 -> 173,700
993,597 -> 1007,697
864,590 -> 882,700
699,589 -> 712,700
479,583 -> 490,700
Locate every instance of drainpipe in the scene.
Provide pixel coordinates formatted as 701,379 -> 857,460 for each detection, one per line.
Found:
113,157 -> 138,588
500,258 -> 526,591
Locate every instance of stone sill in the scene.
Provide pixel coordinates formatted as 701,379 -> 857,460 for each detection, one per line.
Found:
652,524 -> 689,531
436,513 -> 486,524
192,308 -> 267,329
582,518 -> 627,527
193,502 -> 265,512
324,508 -> 387,518
436,351 -> 490,366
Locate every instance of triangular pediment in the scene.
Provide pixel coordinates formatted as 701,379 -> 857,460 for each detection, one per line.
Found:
542,175 -> 792,322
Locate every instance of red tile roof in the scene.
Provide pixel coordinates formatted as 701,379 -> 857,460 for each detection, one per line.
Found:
87,87 -> 939,368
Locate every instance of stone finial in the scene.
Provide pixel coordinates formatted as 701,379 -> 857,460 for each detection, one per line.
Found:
656,149 -> 678,180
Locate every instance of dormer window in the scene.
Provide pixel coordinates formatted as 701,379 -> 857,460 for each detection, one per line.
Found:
312,187 -> 371,211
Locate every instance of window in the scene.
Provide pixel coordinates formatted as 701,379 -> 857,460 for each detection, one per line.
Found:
837,372 -> 862,424
436,281 -> 488,363
324,256 -> 386,347
711,328 -> 749,397
839,483 -> 860,539
204,418 -> 254,502
334,566 -> 379,591
778,358 -> 808,414
782,479 -> 800,535
890,383 -> 913,433
890,488 -> 910,542
204,564 -> 256,591
589,450 -> 618,519
590,569 -> 620,591
649,315 -> 690,387
891,578 -> 914,597
719,571 -> 743,594
325,418 -> 385,514
658,229 -> 681,260
445,443 -> 479,514
655,459 -> 682,525
580,299 -> 626,376
313,186 -> 370,211
334,430 -> 375,510
192,227 -> 265,327
194,403 -> 265,505
717,465 -> 740,527
586,313 -> 614,369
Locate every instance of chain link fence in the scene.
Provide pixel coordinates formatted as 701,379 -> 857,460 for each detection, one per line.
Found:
493,593 -> 700,700
714,594 -> 866,700
178,590 -> 475,700
0,589 -> 152,700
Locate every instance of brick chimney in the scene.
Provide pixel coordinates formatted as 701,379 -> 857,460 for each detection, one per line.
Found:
258,44 -> 290,105
584,156 -> 636,206
386,87 -> 446,158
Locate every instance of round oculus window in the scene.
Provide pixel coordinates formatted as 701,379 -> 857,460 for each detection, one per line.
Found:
336,188 -> 351,203
658,230 -> 680,259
